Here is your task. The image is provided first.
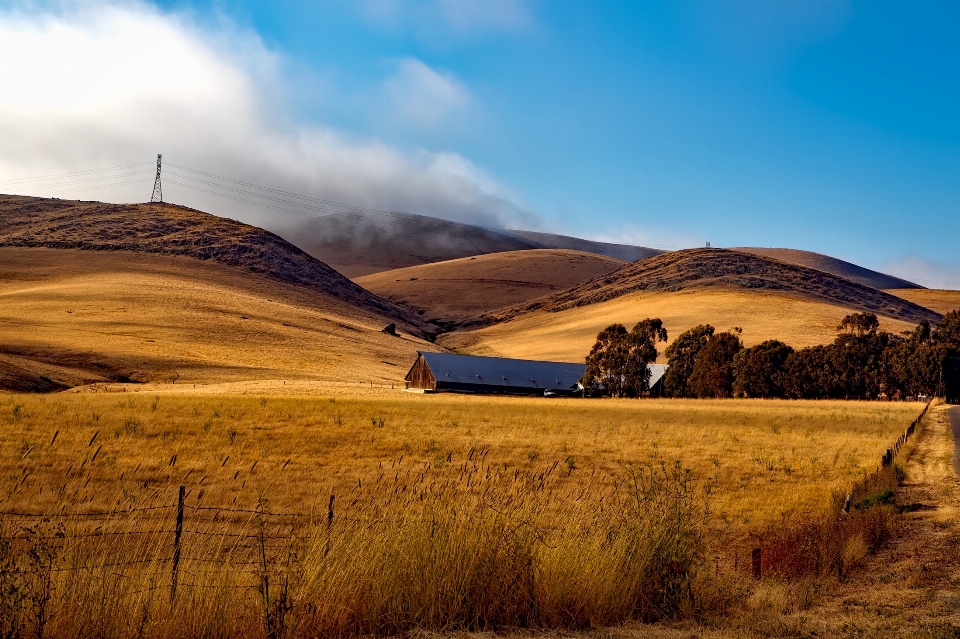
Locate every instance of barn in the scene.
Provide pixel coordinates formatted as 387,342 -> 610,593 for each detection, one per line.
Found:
405,352 -> 585,395
405,352 -> 669,396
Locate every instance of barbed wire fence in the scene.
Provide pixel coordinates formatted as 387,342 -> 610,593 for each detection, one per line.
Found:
0,487 -> 346,620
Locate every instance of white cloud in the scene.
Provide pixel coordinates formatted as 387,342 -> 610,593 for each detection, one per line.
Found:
383,58 -> 471,129
362,0 -> 534,36
882,255 -> 960,291
0,1 -> 535,232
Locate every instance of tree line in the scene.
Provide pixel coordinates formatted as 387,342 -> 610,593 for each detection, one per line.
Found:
583,311 -> 960,399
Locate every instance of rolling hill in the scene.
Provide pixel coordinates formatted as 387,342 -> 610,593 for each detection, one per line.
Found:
440,248 -> 941,363
354,249 -> 626,325
0,247 -> 434,392
481,248 -> 940,326
501,230 -> 664,262
0,194 -> 424,331
288,211 -> 538,277
735,247 -> 921,290
885,289 -> 960,315
0,194 -> 449,391
439,289 -> 927,363
282,210 -> 661,277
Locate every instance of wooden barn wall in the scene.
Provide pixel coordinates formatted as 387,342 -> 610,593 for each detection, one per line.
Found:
405,357 -> 437,390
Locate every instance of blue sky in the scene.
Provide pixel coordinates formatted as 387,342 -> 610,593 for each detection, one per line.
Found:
3,0 -> 960,286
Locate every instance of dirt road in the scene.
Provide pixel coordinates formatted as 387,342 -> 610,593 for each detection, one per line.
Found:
788,403 -> 960,636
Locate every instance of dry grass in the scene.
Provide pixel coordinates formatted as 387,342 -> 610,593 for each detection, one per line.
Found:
734,248 -> 920,290
442,289 -> 919,363
0,392 -> 921,536
0,451 -> 705,638
355,249 -> 625,324
887,288 -> 960,315
0,391 -> 928,637
0,247 -> 432,389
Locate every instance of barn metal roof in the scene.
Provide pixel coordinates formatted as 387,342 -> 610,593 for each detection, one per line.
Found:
416,352 -> 669,393
649,364 -> 668,389
417,352 -> 585,391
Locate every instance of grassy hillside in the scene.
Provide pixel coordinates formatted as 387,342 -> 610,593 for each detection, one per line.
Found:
737,247 -> 921,289
886,288 -> 960,315
480,248 -> 940,328
0,247 -> 435,391
288,210 -> 538,277
0,195 -> 422,330
354,249 -> 625,325
284,210 -> 661,276
442,288 -> 922,363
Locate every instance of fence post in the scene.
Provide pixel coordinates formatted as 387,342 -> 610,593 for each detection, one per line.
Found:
843,494 -> 852,514
171,485 -> 184,603
259,521 -> 271,639
751,547 -> 762,580
325,494 -> 335,556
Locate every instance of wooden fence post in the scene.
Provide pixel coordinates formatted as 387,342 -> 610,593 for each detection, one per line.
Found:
171,485 -> 185,603
259,521 -> 271,639
325,494 -> 335,556
751,547 -> 762,580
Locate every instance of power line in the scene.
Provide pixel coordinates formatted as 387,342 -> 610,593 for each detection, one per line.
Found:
0,170 -> 154,192
162,178 -> 475,243
0,159 -> 687,253
164,170 -> 346,215
10,177 -> 157,196
166,162 -> 407,219
0,162 -> 153,185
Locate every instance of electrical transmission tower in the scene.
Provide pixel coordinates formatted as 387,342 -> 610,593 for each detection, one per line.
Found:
150,154 -> 163,204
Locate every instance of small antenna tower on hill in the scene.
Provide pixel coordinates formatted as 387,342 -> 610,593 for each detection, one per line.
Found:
150,154 -> 163,204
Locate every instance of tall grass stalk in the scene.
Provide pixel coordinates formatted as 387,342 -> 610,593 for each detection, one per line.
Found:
0,458 -> 706,638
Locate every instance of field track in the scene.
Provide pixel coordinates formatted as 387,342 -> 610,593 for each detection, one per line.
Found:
787,403 -> 960,635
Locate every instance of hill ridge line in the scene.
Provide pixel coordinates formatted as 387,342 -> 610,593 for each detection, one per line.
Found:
477,248 -> 941,327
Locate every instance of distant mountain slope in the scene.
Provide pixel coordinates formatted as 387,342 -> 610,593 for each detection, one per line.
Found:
284,211 -> 538,277
281,210 -> 662,277
482,248 -> 940,325
0,194 -> 425,331
355,249 -> 626,326
502,230 -> 664,262
735,247 -> 921,290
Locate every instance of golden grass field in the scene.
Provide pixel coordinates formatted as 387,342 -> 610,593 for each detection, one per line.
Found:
443,288 -> 921,362
0,390 -> 922,534
0,388 -> 929,637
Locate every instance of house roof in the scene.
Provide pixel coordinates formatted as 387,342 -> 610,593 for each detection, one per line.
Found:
416,352 -> 586,391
